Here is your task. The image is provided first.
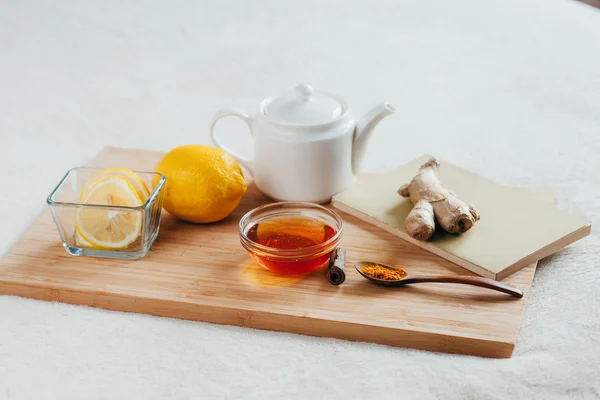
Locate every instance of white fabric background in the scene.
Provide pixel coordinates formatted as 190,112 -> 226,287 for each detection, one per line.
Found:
1,0 -> 599,398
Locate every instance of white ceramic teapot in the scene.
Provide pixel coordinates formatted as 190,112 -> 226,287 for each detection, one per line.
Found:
210,84 -> 395,203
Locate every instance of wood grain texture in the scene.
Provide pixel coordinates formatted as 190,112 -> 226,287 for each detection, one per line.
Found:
0,147 -> 539,358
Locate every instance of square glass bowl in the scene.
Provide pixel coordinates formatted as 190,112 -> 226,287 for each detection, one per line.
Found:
46,167 -> 166,260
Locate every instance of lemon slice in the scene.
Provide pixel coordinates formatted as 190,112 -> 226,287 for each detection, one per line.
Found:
81,168 -> 150,203
76,176 -> 143,249
75,231 -> 93,247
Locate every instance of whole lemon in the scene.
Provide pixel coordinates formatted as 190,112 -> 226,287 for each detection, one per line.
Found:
154,145 -> 247,223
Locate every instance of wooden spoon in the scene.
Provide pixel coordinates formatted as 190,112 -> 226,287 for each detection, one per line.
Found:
354,261 -> 523,298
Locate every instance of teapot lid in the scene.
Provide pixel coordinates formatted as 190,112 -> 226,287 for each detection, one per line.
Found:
265,84 -> 344,125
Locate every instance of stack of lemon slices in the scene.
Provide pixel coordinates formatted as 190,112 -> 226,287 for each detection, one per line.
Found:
76,168 -> 150,250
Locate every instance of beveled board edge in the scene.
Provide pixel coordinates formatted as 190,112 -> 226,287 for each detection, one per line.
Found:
496,223 -> 591,281
0,281 -> 515,358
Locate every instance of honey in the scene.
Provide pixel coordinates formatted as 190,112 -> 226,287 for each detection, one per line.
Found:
245,215 -> 337,275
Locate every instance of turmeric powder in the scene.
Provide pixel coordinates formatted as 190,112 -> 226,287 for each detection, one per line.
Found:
359,264 -> 407,280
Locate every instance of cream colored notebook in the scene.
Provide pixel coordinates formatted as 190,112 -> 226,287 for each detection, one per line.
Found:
331,155 -> 591,280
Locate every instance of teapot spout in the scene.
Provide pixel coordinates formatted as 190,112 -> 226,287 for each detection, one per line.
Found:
352,103 -> 396,173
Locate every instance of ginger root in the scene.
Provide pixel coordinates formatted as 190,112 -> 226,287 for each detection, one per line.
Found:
398,157 -> 479,241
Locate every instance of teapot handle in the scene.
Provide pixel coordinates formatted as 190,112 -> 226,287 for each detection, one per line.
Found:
209,108 -> 255,175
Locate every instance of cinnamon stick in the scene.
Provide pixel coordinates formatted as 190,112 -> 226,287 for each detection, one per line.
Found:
327,247 -> 346,285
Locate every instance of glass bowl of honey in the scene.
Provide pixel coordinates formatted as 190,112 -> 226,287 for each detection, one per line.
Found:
239,202 -> 343,275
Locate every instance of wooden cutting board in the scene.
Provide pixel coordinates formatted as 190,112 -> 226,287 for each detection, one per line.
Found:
0,147 -> 540,358
332,155 -> 590,280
